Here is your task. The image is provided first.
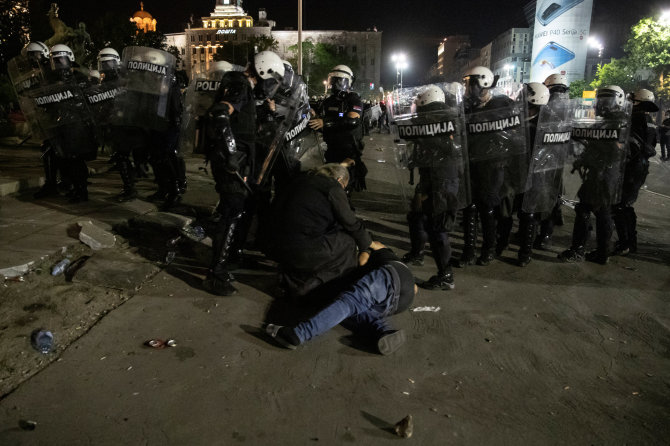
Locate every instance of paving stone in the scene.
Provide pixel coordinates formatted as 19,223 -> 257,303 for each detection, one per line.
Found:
78,220 -> 116,250
71,251 -> 160,291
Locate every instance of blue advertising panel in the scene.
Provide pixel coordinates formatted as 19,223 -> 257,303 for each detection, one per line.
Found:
530,0 -> 594,83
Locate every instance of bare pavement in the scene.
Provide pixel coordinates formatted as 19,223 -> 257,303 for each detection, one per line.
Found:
0,133 -> 669,445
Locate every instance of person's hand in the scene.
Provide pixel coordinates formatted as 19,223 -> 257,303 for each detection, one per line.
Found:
266,98 -> 276,112
370,241 -> 385,250
340,158 -> 356,167
309,118 -> 324,130
358,251 -> 370,266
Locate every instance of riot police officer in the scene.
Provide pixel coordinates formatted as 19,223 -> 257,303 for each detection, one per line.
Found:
48,44 -> 98,203
612,88 -> 659,255
309,65 -> 367,193
559,85 -> 631,264
402,85 -> 463,290
22,41 -> 61,199
459,66 -> 528,267
202,50 -> 285,296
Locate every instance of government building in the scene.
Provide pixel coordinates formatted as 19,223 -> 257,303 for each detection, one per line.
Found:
164,0 -> 381,95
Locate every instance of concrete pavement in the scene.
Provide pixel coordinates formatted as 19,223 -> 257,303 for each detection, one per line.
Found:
0,133 -> 669,444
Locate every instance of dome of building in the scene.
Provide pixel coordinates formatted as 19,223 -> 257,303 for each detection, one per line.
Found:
130,2 -> 157,33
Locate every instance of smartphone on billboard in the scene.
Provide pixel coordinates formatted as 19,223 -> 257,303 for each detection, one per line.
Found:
532,41 -> 575,69
536,0 -> 584,26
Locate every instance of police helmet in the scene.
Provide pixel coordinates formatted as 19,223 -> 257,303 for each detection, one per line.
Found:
630,88 -> 659,112
98,47 -> 120,73
50,44 -> 75,71
544,73 -> 568,92
462,66 -> 495,89
254,51 -> 285,80
142,49 -> 167,65
415,85 -> 445,107
328,65 -> 354,93
25,41 -> 49,62
595,85 -> 625,116
526,82 -> 550,105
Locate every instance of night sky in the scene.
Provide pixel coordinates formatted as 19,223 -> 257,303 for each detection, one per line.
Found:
40,0 -> 670,86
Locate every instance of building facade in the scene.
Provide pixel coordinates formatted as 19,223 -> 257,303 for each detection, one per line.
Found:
164,0 -> 381,94
490,27 -> 531,96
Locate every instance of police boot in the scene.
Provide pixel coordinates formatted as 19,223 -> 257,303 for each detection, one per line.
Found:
147,160 -> 169,202
559,204 -> 590,262
477,207 -> 497,266
203,214 -> 242,296
552,200 -> 564,226
162,157 -> 184,210
34,146 -> 60,198
496,215 -> 513,256
626,207 -> 638,253
116,156 -> 138,202
421,234 -> 454,290
585,211 -> 612,265
67,160 -> 89,204
518,213 -> 537,267
174,155 -> 187,194
456,205 -> 477,268
534,218 -> 554,250
612,205 -> 630,256
402,211 -> 427,266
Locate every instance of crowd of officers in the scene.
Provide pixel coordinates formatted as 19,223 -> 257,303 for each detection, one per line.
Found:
9,43 -> 660,349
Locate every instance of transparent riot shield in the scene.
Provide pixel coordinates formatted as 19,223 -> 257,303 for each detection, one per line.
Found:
281,109 -> 322,172
83,78 -> 121,145
522,98 -> 577,214
7,56 -> 50,139
465,94 -> 529,206
110,46 -> 176,131
256,81 -> 309,186
566,100 -> 633,210
181,76 -> 221,154
24,81 -> 97,157
390,83 -> 470,214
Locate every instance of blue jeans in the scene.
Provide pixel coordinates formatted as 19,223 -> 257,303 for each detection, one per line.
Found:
293,267 -> 397,343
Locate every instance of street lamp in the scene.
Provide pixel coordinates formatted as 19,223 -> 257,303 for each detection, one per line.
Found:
660,10 -> 670,25
391,53 -> 408,89
588,36 -> 604,63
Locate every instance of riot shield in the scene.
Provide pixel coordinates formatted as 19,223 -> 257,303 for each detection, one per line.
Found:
256,80 -> 309,186
181,76 -> 222,154
8,56 -> 50,138
568,100 -> 632,210
390,83 -> 470,213
522,98 -> 577,214
465,94 -> 529,206
110,46 -> 176,131
24,80 -> 97,157
281,108 -> 322,172
83,78 -> 121,144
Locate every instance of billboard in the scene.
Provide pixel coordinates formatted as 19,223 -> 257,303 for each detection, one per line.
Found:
530,0 -> 594,83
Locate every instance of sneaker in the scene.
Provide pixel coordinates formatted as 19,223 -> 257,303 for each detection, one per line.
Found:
401,252 -> 424,266
477,252 -> 495,266
585,250 -> 609,265
266,324 -> 300,350
558,248 -> 585,263
202,272 -> 238,296
377,329 -> 406,355
420,272 -> 455,290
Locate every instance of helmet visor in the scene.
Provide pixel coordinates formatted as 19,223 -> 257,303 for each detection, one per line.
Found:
328,76 -> 350,92
51,55 -> 71,71
98,59 -> 118,73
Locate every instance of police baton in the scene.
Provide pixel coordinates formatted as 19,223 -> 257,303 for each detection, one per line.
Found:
234,171 -> 254,194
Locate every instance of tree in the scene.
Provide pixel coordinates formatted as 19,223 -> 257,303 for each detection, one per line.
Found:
287,40 -> 359,97
590,58 -> 642,93
1,0 -> 30,66
568,79 -> 591,99
624,16 -> 670,100
248,35 -> 278,52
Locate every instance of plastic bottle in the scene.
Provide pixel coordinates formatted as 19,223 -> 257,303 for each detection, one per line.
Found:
31,330 -> 54,354
51,258 -> 71,276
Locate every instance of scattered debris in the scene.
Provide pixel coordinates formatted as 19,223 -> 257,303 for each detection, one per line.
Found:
411,306 -> 441,312
0,261 -> 35,279
30,329 -> 54,354
18,419 -> 37,431
144,339 -> 177,349
78,221 -> 115,250
394,414 -> 413,438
